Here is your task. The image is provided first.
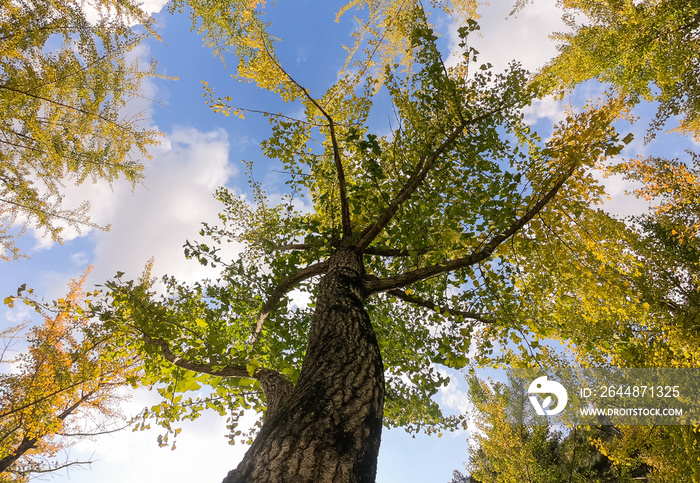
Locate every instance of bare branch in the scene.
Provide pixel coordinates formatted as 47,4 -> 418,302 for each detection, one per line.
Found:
260,45 -> 353,239
30,459 -> 94,474
254,260 -> 329,335
58,424 -> 130,438
215,104 -> 327,128
365,163 -> 578,294
385,288 -> 495,324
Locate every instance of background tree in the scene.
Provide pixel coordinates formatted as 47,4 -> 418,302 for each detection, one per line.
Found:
462,125 -> 700,481
0,0 -> 161,260
92,3 -> 631,481
456,375 -> 646,483
442,2 -> 700,477
0,269 -> 140,481
529,0 -> 700,139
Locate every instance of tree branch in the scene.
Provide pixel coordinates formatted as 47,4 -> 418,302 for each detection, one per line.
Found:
365,245 -> 434,257
139,331 -> 293,422
357,118 -> 470,250
261,45 -> 353,239
365,163 -> 578,294
274,242 -> 432,257
0,436 -> 38,475
59,424 -> 130,438
0,84 -> 124,130
275,242 -> 320,252
254,260 -> 329,336
385,288 -> 495,324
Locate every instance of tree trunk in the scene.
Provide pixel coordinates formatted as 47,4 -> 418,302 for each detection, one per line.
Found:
223,248 -> 385,482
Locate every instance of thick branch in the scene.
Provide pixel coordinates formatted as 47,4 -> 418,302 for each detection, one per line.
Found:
357,119 -> 469,250
275,242 -> 432,257
386,288 -> 495,324
365,245 -> 434,257
365,164 -> 578,294
140,332 -> 293,421
0,436 -> 38,475
0,391 -> 97,475
275,242 -> 320,252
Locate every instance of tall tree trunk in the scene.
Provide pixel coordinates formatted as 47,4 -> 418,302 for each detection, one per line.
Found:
223,248 -> 385,482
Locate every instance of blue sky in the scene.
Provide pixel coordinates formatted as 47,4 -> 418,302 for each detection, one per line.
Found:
3,1 -> 699,481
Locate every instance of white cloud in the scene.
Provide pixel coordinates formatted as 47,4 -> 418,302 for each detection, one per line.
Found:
523,95 -> 568,126
87,126 -> 236,284
440,377 -> 473,414
448,0 -> 567,74
83,0 -> 170,25
27,122 -> 237,289
439,370 -> 472,415
140,0 -> 170,16
599,173 -> 650,219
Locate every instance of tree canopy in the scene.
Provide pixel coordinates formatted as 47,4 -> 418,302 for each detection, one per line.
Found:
457,374 -> 647,483
4,0 -> 698,481
0,0 -> 160,260
535,0 -> 700,139
450,2 -> 700,478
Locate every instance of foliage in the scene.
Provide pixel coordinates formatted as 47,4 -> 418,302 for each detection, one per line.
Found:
461,374 -> 644,483
180,0 -> 480,105
472,104 -> 700,483
0,0 -> 161,260
92,2 -> 631,453
536,0 -> 700,139
0,269 -> 140,481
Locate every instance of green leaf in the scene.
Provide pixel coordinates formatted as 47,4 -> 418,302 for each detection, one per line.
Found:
246,360 -> 259,377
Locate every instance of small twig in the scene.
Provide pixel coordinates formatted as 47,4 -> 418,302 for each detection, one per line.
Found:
386,288 -> 495,324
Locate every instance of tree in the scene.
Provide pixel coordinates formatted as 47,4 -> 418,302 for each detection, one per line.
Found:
458,374 -> 646,483
584,153 -> 700,482
0,268 -> 140,481
0,0 -> 161,260
449,468 -> 479,483
93,4 -> 631,482
532,0 -> 700,139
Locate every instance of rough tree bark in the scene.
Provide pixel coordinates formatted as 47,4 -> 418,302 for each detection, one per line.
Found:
223,247 -> 385,483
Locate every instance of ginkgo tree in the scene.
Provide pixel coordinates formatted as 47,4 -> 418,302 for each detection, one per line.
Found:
531,0 -> 700,139
0,0 -> 161,260
457,374 -> 630,483
491,148 -> 700,481
92,3 -> 631,482
0,268 -> 140,481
